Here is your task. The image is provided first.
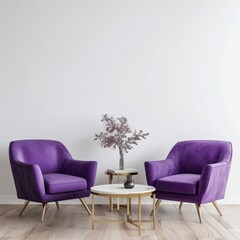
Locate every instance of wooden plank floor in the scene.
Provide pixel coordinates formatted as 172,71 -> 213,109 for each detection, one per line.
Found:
0,204 -> 239,240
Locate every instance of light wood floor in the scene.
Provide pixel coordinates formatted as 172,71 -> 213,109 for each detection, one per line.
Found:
0,204 -> 240,240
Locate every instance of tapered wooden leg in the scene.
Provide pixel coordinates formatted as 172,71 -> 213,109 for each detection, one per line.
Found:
41,203 -> 47,222
195,204 -> 202,223
179,202 -> 183,210
212,201 -> 222,216
55,201 -> 60,209
19,200 -> 30,216
150,199 -> 162,216
80,198 -> 91,215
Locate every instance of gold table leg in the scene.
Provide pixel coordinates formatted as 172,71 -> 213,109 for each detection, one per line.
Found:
129,198 -> 132,214
92,194 -> 95,229
153,193 -> 156,230
117,175 -> 120,211
109,174 -> 113,211
138,194 -> 142,235
127,198 -> 130,221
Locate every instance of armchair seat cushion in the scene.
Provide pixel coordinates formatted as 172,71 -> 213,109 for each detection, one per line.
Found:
43,173 -> 87,194
156,174 -> 201,195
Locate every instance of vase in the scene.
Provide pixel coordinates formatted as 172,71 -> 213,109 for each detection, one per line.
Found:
119,148 -> 124,170
123,175 -> 135,189
124,180 -> 135,189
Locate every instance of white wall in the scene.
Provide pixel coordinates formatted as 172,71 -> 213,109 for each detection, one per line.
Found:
0,0 -> 240,204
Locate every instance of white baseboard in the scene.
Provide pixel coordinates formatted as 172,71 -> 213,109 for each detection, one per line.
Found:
0,196 -> 240,205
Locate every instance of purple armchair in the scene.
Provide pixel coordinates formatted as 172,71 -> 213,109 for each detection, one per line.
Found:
9,140 -> 97,221
145,140 -> 232,223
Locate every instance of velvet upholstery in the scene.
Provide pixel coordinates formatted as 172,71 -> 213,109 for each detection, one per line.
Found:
145,140 -> 232,204
9,140 -> 97,203
156,174 -> 201,195
43,173 -> 87,194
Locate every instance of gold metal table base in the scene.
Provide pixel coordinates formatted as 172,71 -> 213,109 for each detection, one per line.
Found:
105,171 -> 138,212
91,192 -> 155,236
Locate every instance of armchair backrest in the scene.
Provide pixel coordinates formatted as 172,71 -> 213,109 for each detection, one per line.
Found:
9,140 -> 73,173
167,140 -> 232,174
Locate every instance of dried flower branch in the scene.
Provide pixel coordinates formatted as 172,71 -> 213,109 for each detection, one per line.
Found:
94,114 -> 149,169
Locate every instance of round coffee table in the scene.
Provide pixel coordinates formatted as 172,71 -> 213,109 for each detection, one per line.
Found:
90,184 -> 156,235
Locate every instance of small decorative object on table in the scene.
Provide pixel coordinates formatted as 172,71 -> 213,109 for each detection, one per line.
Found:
94,114 -> 149,170
124,175 -> 135,189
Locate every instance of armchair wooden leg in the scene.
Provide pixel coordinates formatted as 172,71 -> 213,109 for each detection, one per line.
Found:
55,201 -> 60,209
212,201 -> 222,216
80,198 -> 91,215
179,202 -> 183,210
195,204 -> 202,223
41,203 -> 47,222
19,200 -> 30,216
150,199 -> 162,216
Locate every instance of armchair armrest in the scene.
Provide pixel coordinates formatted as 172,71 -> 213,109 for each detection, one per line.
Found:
63,159 -> 97,191
144,159 -> 177,187
11,161 -> 45,202
198,162 -> 231,203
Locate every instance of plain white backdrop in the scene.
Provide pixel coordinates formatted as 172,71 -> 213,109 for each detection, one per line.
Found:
0,0 -> 240,204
